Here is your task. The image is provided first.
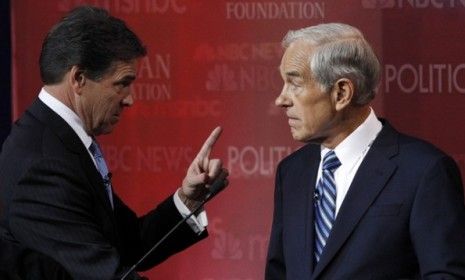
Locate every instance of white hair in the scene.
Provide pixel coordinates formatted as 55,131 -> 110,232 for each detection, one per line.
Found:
282,23 -> 380,105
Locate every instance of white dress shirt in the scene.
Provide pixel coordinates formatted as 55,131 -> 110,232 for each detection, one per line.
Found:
38,88 -> 207,233
317,109 -> 383,216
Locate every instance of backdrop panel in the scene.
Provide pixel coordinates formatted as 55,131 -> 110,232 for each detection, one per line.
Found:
11,0 -> 465,279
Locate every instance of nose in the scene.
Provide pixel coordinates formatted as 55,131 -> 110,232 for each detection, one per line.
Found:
122,93 -> 134,107
275,86 -> 291,107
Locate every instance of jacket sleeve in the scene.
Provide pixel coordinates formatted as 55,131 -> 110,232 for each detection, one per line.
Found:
113,194 -> 208,272
9,158 -> 206,279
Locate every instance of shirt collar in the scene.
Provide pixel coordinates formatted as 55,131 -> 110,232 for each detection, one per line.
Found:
321,108 -> 382,166
38,88 -> 93,149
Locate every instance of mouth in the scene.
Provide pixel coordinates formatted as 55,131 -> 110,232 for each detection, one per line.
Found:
288,118 -> 299,127
287,115 -> 298,119
287,114 -> 299,125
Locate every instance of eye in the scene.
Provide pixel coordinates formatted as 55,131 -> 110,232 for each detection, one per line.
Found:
114,80 -> 132,90
119,81 -> 131,87
288,82 -> 301,92
291,83 -> 300,89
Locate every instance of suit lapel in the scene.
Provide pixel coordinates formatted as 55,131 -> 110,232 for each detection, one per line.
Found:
299,145 -> 320,275
312,122 -> 399,279
79,148 -> 117,219
27,99 -> 117,227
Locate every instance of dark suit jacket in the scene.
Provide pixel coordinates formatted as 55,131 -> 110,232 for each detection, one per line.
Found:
0,99 -> 207,279
266,121 -> 465,280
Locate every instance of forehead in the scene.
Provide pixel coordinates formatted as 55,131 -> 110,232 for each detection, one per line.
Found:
280,40 -> 314,77
105,60 -> 138,79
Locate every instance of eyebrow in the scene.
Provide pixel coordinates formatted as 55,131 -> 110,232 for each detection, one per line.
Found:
278,66 -> 303,79
284,70 -> 303,79
114,75 -> 136,84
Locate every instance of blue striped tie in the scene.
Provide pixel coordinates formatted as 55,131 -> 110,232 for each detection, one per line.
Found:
314,150 -> 341,263
89,140 -> 114,209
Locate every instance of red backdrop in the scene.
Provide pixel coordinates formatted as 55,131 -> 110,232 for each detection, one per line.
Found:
11,0 -> 465,279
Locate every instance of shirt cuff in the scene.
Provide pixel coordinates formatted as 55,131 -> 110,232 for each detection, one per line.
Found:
173,189 -> 208,235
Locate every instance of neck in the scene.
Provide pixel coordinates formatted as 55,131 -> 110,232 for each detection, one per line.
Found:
43,84 -> 76,111
321,105 -> 371,149
44,84 -> 92,136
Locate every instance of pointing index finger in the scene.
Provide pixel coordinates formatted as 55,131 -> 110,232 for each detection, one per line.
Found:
196,126 -> 222,160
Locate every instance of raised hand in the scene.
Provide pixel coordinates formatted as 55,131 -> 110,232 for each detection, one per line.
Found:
179,127 -> 229,209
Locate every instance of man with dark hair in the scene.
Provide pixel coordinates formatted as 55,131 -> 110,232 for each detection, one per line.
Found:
266,23 -> 465,279
0,6 -> 228,279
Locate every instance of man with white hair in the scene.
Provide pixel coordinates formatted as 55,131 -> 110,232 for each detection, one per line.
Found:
266,23 -> 465,279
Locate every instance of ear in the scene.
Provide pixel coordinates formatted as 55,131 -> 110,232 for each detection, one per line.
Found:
331,78 -> 354,111
68,65 -> 86,95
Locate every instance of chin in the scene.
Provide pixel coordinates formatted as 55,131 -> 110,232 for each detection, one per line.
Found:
102,126 -> 116,134
293,132 -> 319,144
93,125 -> 115,136
291,132 -> 306,142
289,128 -> 305,142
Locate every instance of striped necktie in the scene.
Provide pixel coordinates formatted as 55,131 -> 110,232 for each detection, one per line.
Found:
89,140 -> 114,209
314,150 -> 341,263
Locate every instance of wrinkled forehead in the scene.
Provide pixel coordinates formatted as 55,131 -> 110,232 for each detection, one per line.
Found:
104,60 -> 138,78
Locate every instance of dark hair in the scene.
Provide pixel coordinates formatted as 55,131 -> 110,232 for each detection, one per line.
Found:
39,6 -> 147,84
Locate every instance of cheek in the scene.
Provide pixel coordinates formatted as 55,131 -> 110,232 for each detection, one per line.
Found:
301,111 -> 318,134
102,93 -> 120,111
92,98 -> 114,123
300,101 -> 332,132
